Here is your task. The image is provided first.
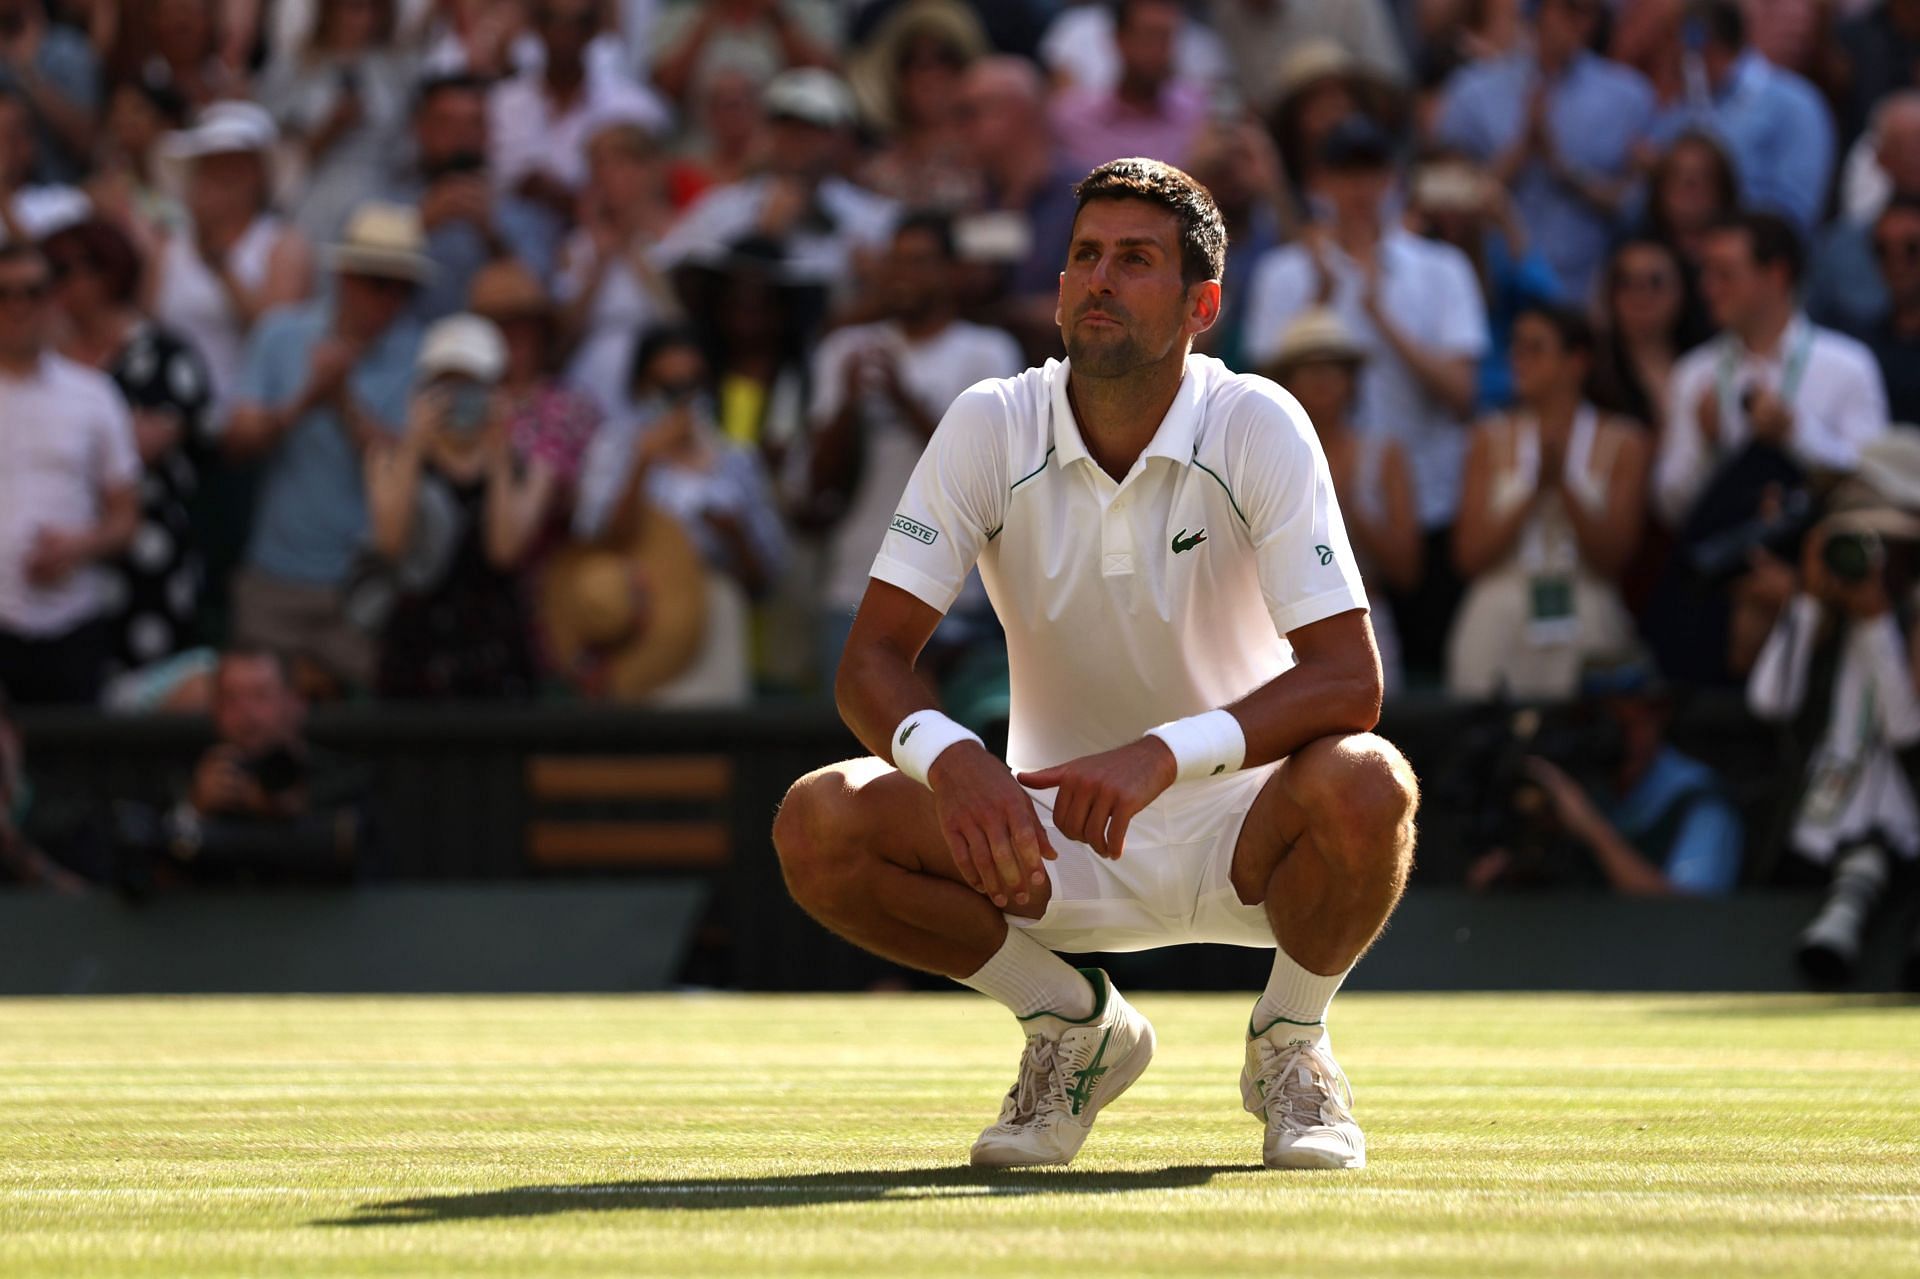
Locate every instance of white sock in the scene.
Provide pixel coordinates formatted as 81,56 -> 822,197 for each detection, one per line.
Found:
1251,946 -> 1349,1033
958,927 -> 1096,1020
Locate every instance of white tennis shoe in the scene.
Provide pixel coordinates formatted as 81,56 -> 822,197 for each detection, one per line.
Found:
969,969 -> 1156,1168
1241,1019 -> 1366,1169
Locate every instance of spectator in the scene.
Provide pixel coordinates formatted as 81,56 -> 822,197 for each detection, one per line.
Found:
1244,114 -> 1488,678
1641,127 -> 1741,278
1449,304 -> 1648,702
1862,197 -> 1920,426
110,0 -> 245,115
557,118 -> 680,417
681,238 -> 821,458
1184,112 -> 1287,371
488,0 -> 671,223
651,0 -> 841,107
91,76 -> 188,248
849,0 -> 988,211
1647,0 -> 1834,235
1747,471 -> 1920,983
1049,0 -> 1209,177
1405,154 -> 1562,413
0,0 -> 99,185
1036,0 -> 1228,95
1206,0 -> 1407,117
0,88 -> 88,244
950,54 -> 1080,356
468,258 -> 603,564
1435,0 -> 1654,300
1588,236 -> 1708,439
800,212 -> 1020,682
149,101 -> 313,429
1265,308 -> 1420,693
223,201 -> 426,694
1654,212 -> 1890,531
391,72 -> 559,323
654,68 -> 896,295
45,217 -> 214,678
1830,0 -> 1920,148
575,326 -> 790,705
1468,660 -> 1745,894
177,646 -> 366,882
0,686 -> 87,890
365,314 -> 540,700
1809,91 -> 1920,338
0,240 -> 138,705
1264,40 -> 1398,226
260,0 -> 418,246
662,60 -> 767,211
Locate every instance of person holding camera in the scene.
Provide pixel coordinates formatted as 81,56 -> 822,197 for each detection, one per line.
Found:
1467,661 -> 1745,896
188,649 -> 317,822
1746,453 -> 1920,984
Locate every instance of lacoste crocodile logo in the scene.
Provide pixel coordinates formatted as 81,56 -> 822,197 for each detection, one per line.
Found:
898,722 -> 919,746
1172,528 -> 1207,554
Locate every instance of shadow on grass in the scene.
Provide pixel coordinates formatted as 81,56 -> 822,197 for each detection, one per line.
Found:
314,1163 -> 1261,1226
1643,994 -> 1917,1018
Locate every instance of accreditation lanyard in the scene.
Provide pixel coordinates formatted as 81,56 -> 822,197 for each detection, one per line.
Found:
1714,323 -> 1814,455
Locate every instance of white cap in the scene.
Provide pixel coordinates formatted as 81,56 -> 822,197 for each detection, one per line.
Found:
162,100 -> 278,162
417,314 -> 506,384
763,68 -> 857,129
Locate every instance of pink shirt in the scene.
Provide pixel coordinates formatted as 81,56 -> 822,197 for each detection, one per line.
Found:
1050,81 -> 1209,177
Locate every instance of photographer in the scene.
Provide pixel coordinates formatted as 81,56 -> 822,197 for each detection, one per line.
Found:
1746,461 -> 1920,984
1467,662 -> 1744,896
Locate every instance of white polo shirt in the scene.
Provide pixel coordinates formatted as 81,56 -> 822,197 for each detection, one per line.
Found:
0,354 -> 139,637
871,354 -> 1368,777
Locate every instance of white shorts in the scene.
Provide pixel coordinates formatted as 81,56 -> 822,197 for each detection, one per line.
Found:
1008,762 -> 1282,954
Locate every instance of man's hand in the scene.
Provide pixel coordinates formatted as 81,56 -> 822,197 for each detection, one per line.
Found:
23,527 -> 91,588
1745,386 -> 1794,446
928,741 -> 1056,908
1802,521 -> 1890,619
1015,737 -> 1177,862
302,335 -> 361,409
190,745 -> 269,816
419,173 -> 493,232
1524,756 -> 1603,843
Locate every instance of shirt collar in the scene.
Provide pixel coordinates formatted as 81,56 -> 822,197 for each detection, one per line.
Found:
1049,355 -> 1205,473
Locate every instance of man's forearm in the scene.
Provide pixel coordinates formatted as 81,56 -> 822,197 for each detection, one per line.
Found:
1579,820 -> 1672,895
1226,631 -> 1382,769
835,637 -> 945,766
1366,304 -> 1475,418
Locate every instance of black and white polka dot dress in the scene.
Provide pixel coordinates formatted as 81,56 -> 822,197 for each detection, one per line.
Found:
99,323 -> 214,674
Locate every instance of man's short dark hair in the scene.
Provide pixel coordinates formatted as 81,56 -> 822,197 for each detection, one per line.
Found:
1693,0 -> 1745,51
415,72 -> 491,114
1710,210 -> 1804,286
894,210 -> 956,261
42,218 -> 143,305
1072,157 -> 1227,287
218,647 -> 296,690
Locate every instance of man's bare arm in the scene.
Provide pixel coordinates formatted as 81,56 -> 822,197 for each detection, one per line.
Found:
837,580 -> 1054,907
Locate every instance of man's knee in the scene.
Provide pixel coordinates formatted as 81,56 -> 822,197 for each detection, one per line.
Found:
772,768 -> 859,910
1293,733 -> 1419,877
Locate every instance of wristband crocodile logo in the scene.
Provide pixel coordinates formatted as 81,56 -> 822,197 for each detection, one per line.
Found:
889,514 -> 939,545
898,721 -> 919,746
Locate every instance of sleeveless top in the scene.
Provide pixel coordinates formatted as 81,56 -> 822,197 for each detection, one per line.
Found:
154,215 -> 284,429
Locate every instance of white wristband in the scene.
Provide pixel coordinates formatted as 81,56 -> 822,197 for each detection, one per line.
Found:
1146,709 -> 1247,782
890,710 -> 984,788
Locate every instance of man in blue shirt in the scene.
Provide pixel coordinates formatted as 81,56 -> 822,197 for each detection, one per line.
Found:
1648,0 -> 1835,237
224,203 -> 426,692
1469,662 -> 1745,895
1436,0 -> 1654,301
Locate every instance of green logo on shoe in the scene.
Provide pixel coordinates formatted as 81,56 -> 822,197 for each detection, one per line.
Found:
1067,1027 -> 1115,1115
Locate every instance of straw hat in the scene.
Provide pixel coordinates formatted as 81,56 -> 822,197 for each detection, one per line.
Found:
329,201 -> 433,284
848,0 -> 989,131
539,507 -> 709,699
468,259 -> 553,323
1269,308 -> 1367,371
1274,39 -> 1363,108
1856,425 -> 1920,513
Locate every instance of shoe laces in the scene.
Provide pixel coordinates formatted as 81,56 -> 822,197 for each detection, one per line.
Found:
1002,1033 -> 1070,1126
1253,1039 -> 1354,1133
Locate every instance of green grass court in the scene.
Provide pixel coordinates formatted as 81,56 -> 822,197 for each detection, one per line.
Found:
3,992 -> 1917,1277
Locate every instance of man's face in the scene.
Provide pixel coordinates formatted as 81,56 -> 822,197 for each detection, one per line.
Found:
338,272 -> 414,338
213,656 -> 302,756
188,149 -> 265,223
0,253 -> 50,358
1877,106 -> 1920,199
1535,0 -> 1599,63
766,116 -> 835,179
1315,165 -> 1394,226
416,87 -> 488,170
1116,2 -> 1178,90
1057,198 -> 1206,377
1698,228 -> 1773,331
538,0 -> 596,61
1875,207 -> 1920,304
1281,358 -> 1357,427
956,72 -> 1025,163
885,226 -> 950,317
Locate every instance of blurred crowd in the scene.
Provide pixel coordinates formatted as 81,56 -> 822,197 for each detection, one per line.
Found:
8,1 -> 1920,959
